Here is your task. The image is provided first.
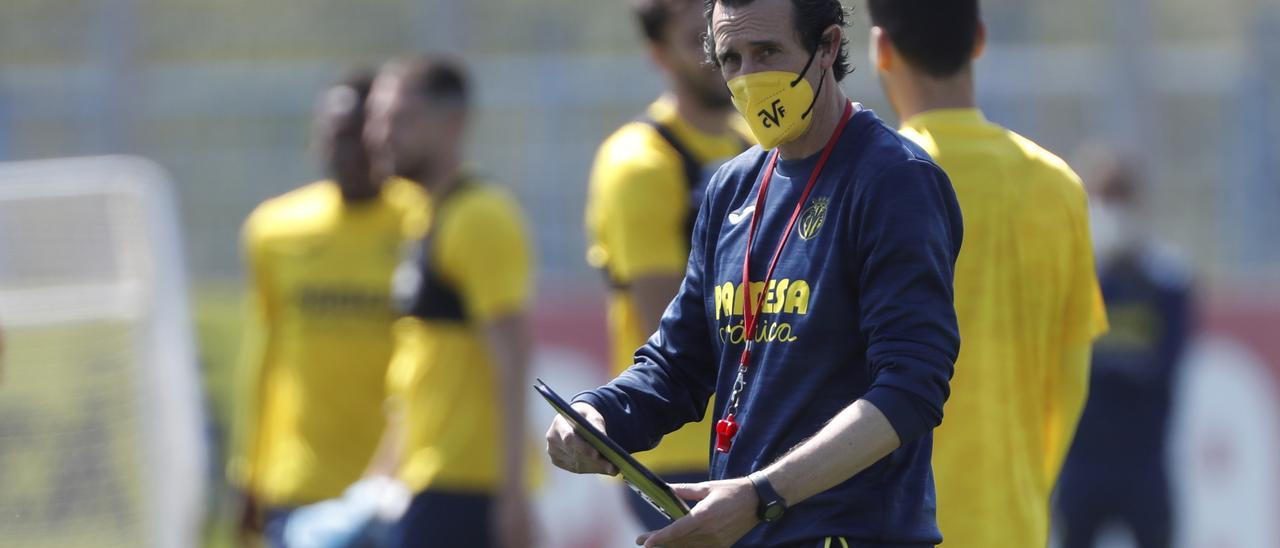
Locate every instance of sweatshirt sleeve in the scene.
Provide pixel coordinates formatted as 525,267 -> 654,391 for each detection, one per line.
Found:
852,159 -> 963,444
573,179 -> 720,453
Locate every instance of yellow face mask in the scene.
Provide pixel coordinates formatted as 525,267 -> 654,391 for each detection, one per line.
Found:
727,49 -> 825,149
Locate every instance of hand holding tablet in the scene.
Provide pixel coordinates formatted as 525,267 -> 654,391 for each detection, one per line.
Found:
538,379 -> 692,521
544,395 -> 619,477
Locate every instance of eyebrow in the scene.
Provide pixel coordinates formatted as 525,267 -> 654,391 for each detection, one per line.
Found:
718,39 -> 785,57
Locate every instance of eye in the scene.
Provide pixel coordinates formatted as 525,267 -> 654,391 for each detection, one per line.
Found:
758,46 -> 781,61
719,52 -> 741,69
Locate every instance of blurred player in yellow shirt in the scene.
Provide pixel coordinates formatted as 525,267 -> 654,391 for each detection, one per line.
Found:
583,0 -> 749,530
866,0 -> 1109,546
229,72 -> 427,546
361,56 -> 534,548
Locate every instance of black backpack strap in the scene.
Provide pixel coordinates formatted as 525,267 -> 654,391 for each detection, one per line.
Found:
638,115 -> 703,197
640,115 -> 707,249
393,177 -> 475,322
596,115 -> 746,291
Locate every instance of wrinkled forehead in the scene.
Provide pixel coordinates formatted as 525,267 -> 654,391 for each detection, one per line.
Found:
710,0 -> 799,53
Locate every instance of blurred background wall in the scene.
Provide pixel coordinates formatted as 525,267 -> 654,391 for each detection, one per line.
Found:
0,0 -> 1278,546
2,0 -> 1277,286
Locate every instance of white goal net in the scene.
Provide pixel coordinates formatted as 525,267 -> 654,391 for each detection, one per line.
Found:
0,156 -> 206,548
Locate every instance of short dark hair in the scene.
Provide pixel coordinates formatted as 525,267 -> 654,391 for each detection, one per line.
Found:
631,0 -> 699,44
383,54 -> 469,108
703,0 -> 853,81
866,0 -> 980,78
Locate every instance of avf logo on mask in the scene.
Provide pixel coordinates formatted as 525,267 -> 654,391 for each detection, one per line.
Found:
758,99 -> 786,128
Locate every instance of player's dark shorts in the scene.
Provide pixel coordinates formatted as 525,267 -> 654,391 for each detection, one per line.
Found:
388,490 -> 493,548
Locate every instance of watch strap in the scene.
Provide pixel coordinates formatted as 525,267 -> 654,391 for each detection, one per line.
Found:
748,471 -> 787,519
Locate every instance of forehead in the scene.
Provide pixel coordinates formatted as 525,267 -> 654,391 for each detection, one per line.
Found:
711,0 -> 798,50
666,0 -> 706,36
316,86 -> 363,130
368,73 -> 419,112
369,74 -> 400,102
318,86 -> 360,118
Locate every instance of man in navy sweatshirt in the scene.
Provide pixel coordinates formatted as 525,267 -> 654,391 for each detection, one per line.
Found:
545,1 -> 962,546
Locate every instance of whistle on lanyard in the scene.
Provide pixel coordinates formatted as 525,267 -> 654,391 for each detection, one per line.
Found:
716,347 -> 752,453
715,414 -> 739,453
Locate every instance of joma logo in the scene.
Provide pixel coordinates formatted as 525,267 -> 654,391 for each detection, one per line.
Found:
757,99 -> 786,128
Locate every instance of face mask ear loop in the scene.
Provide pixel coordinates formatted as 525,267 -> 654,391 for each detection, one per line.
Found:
800,69 -> 827,120
789,47 -> 820,87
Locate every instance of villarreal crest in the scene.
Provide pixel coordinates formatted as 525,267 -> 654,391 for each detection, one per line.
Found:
798,196 -> 829,240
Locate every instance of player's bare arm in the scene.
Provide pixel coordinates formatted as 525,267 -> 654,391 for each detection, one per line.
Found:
484,313 -> 536,548
630,274 -> 684,335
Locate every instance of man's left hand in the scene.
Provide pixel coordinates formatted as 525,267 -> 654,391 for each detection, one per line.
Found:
637,478 -> 760,547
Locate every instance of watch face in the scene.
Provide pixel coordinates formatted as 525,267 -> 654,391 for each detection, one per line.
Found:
763,502 -> 785,522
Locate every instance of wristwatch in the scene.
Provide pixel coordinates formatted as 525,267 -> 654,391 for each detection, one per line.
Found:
748,471 -> 788,523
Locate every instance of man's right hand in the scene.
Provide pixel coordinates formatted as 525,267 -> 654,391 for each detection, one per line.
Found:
545,402 -> 619,475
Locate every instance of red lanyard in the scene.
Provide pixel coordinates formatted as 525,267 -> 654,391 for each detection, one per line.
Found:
715,101 -> 853,453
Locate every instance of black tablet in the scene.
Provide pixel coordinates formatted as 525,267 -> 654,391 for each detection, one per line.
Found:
535,378 -> 691,521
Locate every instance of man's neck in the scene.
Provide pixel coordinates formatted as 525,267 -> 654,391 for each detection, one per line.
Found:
339,187 -> 379,203
668,90 -> 731,136
890,67 -> 977,124
336,177 -> 380,203
777,80 -> 849,160
413,155 -> 463,197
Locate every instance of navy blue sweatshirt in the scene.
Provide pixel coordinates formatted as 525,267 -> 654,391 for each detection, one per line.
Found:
575,107 -> 962,546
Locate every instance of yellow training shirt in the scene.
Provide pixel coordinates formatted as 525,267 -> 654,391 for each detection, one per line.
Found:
900,109 -> 1108,548
585,97 -> 749,473
231,178 -> 427,507
386,180 -> 533,493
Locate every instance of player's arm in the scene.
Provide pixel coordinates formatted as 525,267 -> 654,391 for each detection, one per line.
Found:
439,191 -> 536,548
1043,184 -> 1110,484
484,314 -> 532,488
1043,344 -> 1091,483
448,213 -> 533,498
229,219 -> 277,484
631,275 -> 684,337
363,418 -> 406,478
228,216 -> 279,536
365,349 -> 410,479
550,178 -> 720,473
639,160 -> 963,547
591,139 -> 689,336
